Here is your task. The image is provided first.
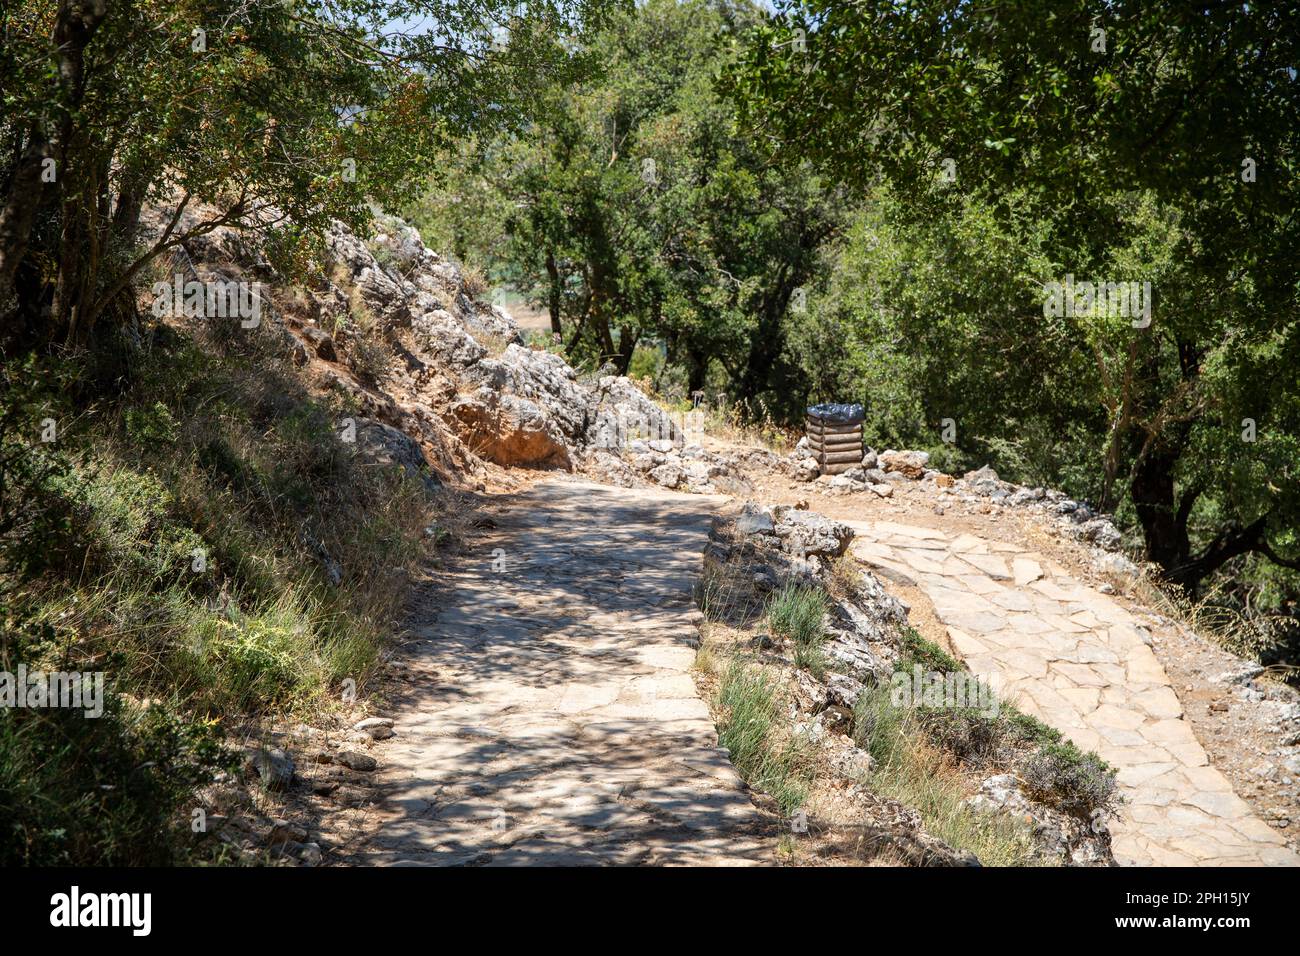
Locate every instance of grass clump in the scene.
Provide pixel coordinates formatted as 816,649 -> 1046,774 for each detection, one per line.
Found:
765,582 -> 828,677
715,658 -> 814,814
851,684 -> 1041,866
695,558 -> 765,626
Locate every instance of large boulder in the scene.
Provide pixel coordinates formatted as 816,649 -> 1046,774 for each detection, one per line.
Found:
411,309 -> 486,367
879,450 -> 930,479
585,376 -> 681,451
770,506 -> 854,559
465,346 -> 589,443
353,418 -> 438,491
449,389 -> 572,469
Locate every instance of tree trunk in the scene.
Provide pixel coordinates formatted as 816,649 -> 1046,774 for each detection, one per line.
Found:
1130,442 -> 1190,575
544,249 -> 562,337
614,324 -> 638,375
0,132 -> 51,304
0,0 -> 108,329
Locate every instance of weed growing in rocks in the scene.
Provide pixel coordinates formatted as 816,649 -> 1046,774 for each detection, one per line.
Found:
766,582 -> 828,646
715,658 -> 815,814
766,583 -> 830,678
851,685 -> 1040,866
897,626 -> 963,674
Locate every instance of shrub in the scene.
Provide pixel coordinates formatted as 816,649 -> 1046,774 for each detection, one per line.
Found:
1018,742 -> 1117,819
849,684 -> 1039,865
206,606 -> 317,713
124,401 -> 179,448
916,707 -> 1013,766
897,626 -> 962,674
0,615 -> 230,866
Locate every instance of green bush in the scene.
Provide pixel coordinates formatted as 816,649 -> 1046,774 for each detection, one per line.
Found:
897,626 -> 962,674
124,401 -> 179,448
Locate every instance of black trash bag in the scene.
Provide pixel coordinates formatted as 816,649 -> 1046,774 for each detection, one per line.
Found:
806,402 -> 864,425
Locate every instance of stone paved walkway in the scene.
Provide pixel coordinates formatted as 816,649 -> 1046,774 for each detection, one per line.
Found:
356,479 -> 767,865
848,519 -> 1300,867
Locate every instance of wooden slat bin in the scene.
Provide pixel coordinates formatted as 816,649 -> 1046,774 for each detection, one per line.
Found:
806,404 -> 865,475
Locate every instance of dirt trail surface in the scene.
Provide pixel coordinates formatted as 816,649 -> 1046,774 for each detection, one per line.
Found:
354,478 -> 769,865
847,518 -> 1300,867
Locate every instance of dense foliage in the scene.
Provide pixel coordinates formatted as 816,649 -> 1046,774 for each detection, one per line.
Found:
407,0 -> 843,417
723,1 -> 1300,601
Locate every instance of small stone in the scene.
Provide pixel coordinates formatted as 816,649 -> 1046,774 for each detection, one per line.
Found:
267,819 -> 308,846
335,750 -> 377,772
296,842 -> 323,866
353,717 -> 396,740
736,508 -> 776,535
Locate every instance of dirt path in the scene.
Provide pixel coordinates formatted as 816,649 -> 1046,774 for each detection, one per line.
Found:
847,518 -> 1300,867
353,478 -> 769,866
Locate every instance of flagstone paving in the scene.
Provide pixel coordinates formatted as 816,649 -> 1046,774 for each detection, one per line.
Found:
847,519 -> 1300,867
355,479 -> 768,866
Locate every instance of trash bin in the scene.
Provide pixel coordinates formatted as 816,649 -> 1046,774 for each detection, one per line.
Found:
806,403 -> 864,476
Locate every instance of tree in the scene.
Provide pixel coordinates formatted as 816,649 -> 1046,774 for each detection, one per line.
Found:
0,0 -> 606,348
415,0 -> 841,408
729,0 -> 1300,592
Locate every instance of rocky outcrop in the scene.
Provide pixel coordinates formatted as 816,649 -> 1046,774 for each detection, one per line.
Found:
450,388 -> 573,469
150,203 -> 687,481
